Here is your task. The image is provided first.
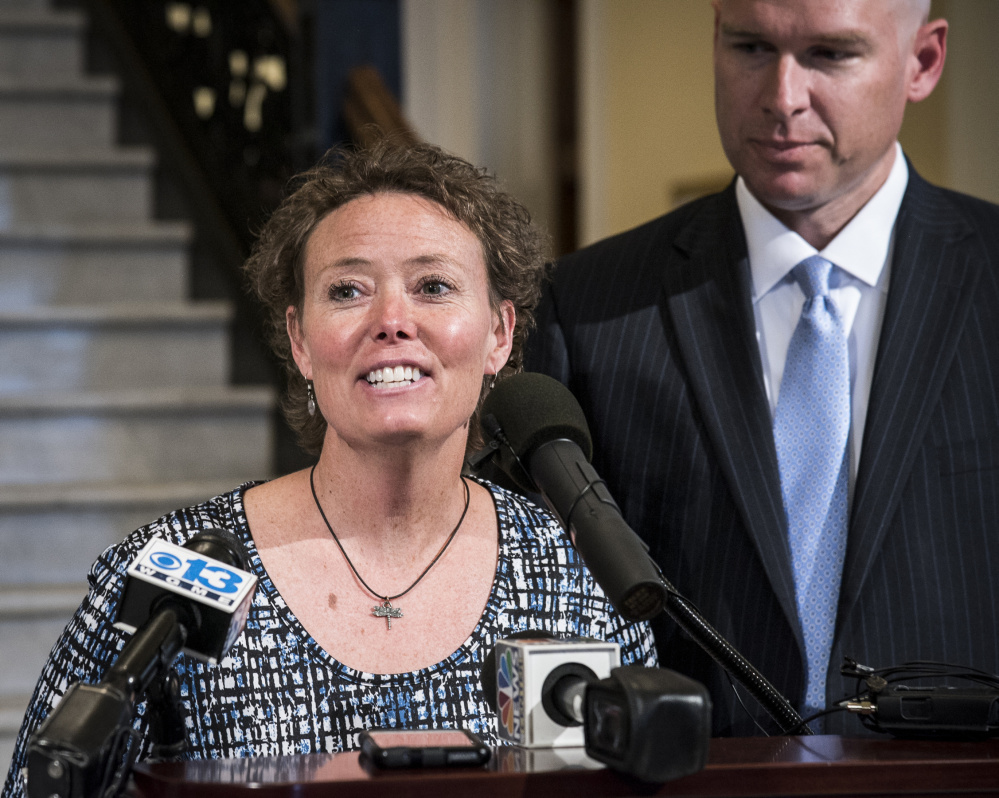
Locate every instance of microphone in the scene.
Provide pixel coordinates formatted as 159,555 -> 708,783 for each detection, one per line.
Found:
27,532 -> 257,798
483,632 -> 620,748
115,529 -> 256,664
481,372 -> 667,621
483,636 -> 712,783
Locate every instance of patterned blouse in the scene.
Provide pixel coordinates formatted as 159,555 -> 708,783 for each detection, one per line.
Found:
4,480 -> 656,796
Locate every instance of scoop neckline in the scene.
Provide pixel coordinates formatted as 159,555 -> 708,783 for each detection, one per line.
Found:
228,477 -> 508,687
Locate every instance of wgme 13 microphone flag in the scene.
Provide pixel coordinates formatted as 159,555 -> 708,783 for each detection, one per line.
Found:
116,536 -> 257,664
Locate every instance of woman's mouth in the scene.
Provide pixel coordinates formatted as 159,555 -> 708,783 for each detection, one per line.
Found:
366,365 -> 424,388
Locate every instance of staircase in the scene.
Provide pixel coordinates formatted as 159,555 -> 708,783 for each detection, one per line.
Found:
0,0 -> 275,770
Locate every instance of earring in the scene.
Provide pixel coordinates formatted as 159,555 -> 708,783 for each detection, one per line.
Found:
489,376 -> 497,390
306,380 -> 317,417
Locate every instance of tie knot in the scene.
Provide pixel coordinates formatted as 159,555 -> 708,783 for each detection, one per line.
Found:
793,255 -> 834,300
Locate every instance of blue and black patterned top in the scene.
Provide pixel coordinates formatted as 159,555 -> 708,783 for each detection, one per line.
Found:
4,480 -> 656,796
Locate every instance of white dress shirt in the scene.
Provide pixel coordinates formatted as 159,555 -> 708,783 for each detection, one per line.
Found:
737,141 -> 908,491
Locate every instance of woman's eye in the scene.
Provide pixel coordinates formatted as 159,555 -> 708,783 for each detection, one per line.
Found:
329,282 -> 361,301
420,277 -> 453,297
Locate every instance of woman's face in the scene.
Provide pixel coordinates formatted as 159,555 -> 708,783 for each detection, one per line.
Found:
288,192 -> 514,453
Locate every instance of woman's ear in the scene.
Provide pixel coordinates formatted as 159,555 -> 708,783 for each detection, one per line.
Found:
485,300 -> 516,375
286,305 -> 312,379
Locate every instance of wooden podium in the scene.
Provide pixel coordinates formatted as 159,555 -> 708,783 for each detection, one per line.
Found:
131,735 -> 999,797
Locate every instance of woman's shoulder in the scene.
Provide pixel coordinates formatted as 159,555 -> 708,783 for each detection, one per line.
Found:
474,477 -> 587,576
474,477 -> 562,541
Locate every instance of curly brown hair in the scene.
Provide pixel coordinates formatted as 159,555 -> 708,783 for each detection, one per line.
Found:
243,140 -> 549,457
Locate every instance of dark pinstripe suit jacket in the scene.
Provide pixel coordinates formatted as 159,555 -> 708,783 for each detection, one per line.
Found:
524,167 -> 999,736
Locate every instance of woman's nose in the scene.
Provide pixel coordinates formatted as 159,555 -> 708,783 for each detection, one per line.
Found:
371,290 -> 417,341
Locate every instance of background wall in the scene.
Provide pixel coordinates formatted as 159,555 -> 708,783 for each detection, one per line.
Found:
940,0 -> 999,206
579,0 -> 728,245
402,0 -> 559,247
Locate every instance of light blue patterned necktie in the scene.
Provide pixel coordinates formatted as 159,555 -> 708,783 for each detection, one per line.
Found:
773,255 -> 850,718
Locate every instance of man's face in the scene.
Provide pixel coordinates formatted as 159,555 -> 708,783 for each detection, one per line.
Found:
713,0 -> 923,223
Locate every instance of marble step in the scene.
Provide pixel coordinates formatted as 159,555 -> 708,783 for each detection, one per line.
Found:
0,8 -> 85,80
0,147 -> 155,226
0,75 -> 119,149
0,222 -> 191,307
0,301 -> 233,393
0,583 -> 87,706
1,0 -> 55,11
1,0 -> 51,8
0,387 -> 275,485
1,692 -> 27,787
0,478 -> 253,584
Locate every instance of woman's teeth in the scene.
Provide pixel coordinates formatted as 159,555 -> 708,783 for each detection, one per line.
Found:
366,366 -> 423,388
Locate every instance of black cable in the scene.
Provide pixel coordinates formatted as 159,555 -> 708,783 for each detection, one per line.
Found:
98,726 -> 139,798
797,704 -> 850,728
723,670 -> 774,737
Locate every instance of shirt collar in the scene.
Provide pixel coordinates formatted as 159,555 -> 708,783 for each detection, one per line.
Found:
738,141 -> 909,301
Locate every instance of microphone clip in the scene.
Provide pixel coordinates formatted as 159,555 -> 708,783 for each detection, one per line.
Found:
466,438 -> 500,470
471,414 -> 539,492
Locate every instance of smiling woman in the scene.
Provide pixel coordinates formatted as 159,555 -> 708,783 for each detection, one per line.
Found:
4,142 -> 657,795
285,191 -> 513,458
246,142 -> 547,457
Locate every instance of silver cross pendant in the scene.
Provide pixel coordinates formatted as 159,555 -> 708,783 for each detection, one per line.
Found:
372,599 -> 403,630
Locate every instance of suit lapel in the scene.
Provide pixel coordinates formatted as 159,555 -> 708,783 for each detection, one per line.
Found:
839,172 -> 984,630
663,188 -> 802,645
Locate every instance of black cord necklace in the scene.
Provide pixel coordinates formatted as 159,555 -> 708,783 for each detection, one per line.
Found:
309,465 -> 471,630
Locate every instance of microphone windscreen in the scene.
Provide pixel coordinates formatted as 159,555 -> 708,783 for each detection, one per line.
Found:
185,529 -> 249,571
482,373 -> 593,462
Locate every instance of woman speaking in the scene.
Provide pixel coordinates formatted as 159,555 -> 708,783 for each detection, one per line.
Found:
4,142 -> 655,789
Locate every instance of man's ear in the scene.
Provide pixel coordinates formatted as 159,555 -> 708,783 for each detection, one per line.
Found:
485,300 -> 516,376
286,305 -> 312,379
908,18 -> 947,103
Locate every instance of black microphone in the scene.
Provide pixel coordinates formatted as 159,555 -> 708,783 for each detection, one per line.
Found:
481,372 -> 667,621
27,531 -> 257,798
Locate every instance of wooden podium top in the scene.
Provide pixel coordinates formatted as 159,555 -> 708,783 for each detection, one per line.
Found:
131,735 -> 999,798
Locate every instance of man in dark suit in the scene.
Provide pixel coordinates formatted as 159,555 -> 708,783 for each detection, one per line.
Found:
526,0 -> 999,736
